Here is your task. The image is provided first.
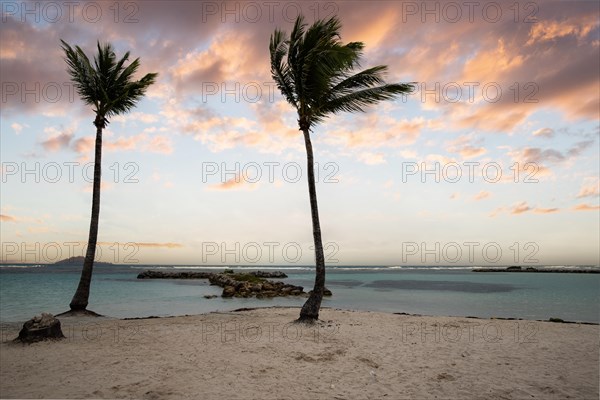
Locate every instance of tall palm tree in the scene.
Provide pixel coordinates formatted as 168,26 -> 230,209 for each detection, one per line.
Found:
61,40 -> 157,312
269,16 -> 414,322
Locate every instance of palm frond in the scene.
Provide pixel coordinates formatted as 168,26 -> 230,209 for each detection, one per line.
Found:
270,30 -> 297,108
60,40 -> 99,110
318,83 -> 415,117
330,66 -> 388,95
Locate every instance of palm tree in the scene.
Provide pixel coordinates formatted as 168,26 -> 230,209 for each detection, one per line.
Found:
61,40 -> 157,312
269,16 -> 414,322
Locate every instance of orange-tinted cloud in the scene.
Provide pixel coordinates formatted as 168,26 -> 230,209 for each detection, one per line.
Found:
573,204 -> 600,211
577,178 -> 600,198
206,175 -> 257,191
511,202 -> 531,215
72,137 -> 94,154
132,242 -> 183,249
40,129 -> 74,152
11,123 -> 23,134
491,201 -> 560,217
473,191 -> 491,201
533,208 -> 559,214
0,214 -> 17,222
532,128 -> 554,138
144,135 -> 173,154
358,152 -> 386,165
445,135 -> 487,160
324,115 -> 425,149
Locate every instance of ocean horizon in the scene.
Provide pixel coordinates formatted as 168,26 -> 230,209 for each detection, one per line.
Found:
1,263 -> 598,323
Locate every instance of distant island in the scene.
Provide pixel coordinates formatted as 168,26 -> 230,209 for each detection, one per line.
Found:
52,256 -> 114,266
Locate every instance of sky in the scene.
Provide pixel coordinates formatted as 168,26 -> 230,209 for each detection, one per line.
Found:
1,0 -> 599,266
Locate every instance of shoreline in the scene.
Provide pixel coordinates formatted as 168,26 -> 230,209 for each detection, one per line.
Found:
1,307 -> 598,399
2,305 -> 599,328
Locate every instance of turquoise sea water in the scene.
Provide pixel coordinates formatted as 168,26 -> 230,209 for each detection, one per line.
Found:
1,264 -> 598,323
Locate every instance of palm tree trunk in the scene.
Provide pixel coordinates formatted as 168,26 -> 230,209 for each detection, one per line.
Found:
69,116 -> 103,311
298,128 -> 326,322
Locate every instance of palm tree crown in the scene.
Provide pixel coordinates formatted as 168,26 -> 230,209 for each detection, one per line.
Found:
270,15 -> 414,131
61,40 -> 157,128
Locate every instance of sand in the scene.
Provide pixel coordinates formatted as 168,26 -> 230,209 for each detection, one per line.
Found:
1,307 -> 598,399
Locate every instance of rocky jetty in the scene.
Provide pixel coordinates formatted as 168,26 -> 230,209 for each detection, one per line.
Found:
136,269 -> 302,298
17,313 -> 65,343
137,270 -> 214,279
208,273 -> 303,298
246,270 -> 288,278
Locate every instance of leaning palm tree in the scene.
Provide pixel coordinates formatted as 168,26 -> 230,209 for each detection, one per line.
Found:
270,16 -> 414,322
61,40 -> 157,312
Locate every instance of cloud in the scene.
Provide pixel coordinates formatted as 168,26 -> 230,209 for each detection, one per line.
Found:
64,133 -> 174,156
72,137 -> 94,154
131,242 -> 183,249
169,31 -> 269,96
0,214 -> 17,222
143,135 -> 174,154
445,135 -> 487,160
491,201 -> 560,216
527,18 -> 596,45
11,123 -> 23,134
577,178 -> 600,198
206,174 -> 258,191
473,191 -> 491,201
532,128 -> 554,138
176,100 -> 302,154
324,114 -> 425,149
533,207 -> 559,214
112,112 -> 159,124
511,201 -> 532,215
573,204 -> 600,211
40,128 -> 74,152
507,140 -> 596,178
423,5 -> 600,132
358,152 -> 386,165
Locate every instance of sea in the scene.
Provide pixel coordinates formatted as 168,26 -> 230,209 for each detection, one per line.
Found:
1,264 -> 599,323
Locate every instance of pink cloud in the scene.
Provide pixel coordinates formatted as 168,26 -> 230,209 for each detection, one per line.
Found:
358,152 -> 386,165
206,175 -> 257,191
473,191 -> 491,201
532,128 -> 555,138
40,130 -> 74,152
573,204 -> 600,212
491,201 -> 560,217
0,214 -> 17,222
577,178 -> 600,198
511,202 -> 532,215
143,135 -> 174,154
446,135 -> 487,160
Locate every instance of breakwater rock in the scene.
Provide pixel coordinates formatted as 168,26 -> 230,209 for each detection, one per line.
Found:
208,273 -> 304,298
137,270 -> 214,279
136,269 -> 302,298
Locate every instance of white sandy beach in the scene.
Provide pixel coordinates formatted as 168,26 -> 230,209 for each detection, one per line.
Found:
1,307 -> 598,399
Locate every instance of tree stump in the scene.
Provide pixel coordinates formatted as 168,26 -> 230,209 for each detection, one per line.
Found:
16,313 -> 65,343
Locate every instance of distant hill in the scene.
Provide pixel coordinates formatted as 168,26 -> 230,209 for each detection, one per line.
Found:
53,256 -> 114,266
